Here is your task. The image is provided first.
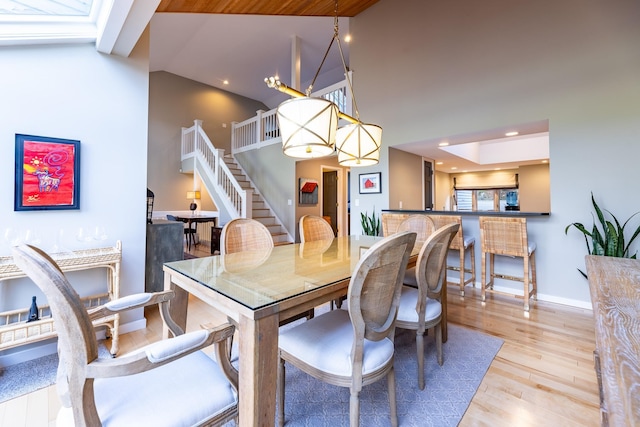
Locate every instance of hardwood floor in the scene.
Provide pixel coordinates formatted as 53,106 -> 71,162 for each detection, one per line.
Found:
0,243 -> 600,427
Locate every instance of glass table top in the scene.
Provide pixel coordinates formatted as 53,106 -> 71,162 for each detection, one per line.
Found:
164,235 -> 382,311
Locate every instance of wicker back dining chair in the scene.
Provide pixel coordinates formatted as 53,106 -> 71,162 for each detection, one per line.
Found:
395,223 -> 459,390
220,218 -> 274,255
428,214 -> 476,296
277,231 -> 417,427
11,244 -> 238,427
479,216 -> 537,311
299,214 -> 335,242
397,215 -> 435,249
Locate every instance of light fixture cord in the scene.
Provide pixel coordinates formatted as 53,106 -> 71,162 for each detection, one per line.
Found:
307,0 -> 361,121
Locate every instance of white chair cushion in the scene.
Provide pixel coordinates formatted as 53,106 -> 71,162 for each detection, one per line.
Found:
528,242 -> 536,255
279,309 -> 394,377
463,236 -> 475,249
403,266 -> 417,288
89,351 -> 236,427
396,286 -> 442,323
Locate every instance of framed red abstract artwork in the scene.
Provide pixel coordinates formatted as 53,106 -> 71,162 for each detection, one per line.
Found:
14,134 -> 81,211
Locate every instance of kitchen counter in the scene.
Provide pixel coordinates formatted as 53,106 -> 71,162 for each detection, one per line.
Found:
382,209 -> 550,217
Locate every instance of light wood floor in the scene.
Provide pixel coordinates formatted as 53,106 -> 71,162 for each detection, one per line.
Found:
0,244 -> 600,427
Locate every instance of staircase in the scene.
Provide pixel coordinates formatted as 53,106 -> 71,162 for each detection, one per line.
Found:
181,120 -> 292,245
222,154 -> 289,244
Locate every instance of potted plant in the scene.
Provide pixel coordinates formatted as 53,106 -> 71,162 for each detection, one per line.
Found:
565,192 -> 640,277
360,209 -> 380,236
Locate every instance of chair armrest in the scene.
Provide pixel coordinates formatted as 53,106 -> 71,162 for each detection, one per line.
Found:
87,291 -> 174,320
85,323 -> 236,381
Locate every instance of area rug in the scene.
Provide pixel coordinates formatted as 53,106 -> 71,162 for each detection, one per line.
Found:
270,324 -> 503,427
1,324 -> 502,426
0,342 -> 110,404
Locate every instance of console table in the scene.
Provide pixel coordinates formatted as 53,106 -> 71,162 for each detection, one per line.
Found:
586,255 -> 640,426
0,241 -> 122,356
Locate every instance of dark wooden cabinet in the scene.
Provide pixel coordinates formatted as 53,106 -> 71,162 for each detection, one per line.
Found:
211,226 -> 223,254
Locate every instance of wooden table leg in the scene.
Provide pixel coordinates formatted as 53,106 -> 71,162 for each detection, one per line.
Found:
238,314 -> 279,427
163,272 -> 189,338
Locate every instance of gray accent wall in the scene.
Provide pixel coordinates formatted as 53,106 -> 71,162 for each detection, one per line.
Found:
350,0 -> 640,307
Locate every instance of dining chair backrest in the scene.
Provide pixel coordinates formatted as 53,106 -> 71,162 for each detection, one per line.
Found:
348,230 -> 417,344
397,215 -> 435,249
415,223 -> 460,299
299,214 -> 335,242
221,218 -> 274,255
428,215 -> 464,250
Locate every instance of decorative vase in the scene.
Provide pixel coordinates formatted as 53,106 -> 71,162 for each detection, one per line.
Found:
27,296 -> 39,323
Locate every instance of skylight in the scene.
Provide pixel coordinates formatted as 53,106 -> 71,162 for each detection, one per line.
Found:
0,0 -> 101,45
0,0 -> 93,16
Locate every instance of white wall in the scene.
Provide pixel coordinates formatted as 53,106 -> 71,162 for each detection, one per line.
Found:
350,0 -> 640,307
0,36 -> 150,362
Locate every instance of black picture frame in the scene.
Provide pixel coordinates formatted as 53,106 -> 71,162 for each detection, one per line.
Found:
359,172 -> 381,194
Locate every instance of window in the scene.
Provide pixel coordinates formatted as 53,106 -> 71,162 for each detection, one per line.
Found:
455,188 -> 519,212
0,0 -> 100,45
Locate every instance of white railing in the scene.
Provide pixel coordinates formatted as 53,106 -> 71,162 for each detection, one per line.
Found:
231,74 -> 352,154
181,120 -> 252,219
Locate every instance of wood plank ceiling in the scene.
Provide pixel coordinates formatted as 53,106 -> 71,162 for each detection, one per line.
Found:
155,0 -> 380,17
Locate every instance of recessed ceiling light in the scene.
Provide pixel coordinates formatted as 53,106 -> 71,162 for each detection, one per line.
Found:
438,142 -> 449,147
451,167 -> 457,170
344,34 -> 352,43
494,168 -> 501,170
542,159 -> 548,163
436,161 -> 443,165
505,131 -> 519,137
223,80 -> 229,85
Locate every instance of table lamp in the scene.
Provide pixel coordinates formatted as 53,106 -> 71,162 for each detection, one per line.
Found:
187,191 -> 201,212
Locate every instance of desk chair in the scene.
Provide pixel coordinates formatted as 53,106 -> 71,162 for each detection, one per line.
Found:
479,216 -> 537,312
299,214 -> 335,242
429,215 -> 476,296
12,244 -> 238,427
166,214 -> 197,251
396,223 -> 459,390
277,231 -> 416,427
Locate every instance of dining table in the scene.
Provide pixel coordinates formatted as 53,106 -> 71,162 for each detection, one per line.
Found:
162,234 -> 437,427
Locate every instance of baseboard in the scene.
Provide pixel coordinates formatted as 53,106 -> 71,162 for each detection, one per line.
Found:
0,318 -> 148,368
462,282 -> 592,310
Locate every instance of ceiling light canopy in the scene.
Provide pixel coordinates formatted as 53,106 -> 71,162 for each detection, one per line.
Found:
265,0 -> 381,166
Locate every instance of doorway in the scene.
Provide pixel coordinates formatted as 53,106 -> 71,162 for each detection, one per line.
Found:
424,160 -> 433,209
321,166 -> 346,236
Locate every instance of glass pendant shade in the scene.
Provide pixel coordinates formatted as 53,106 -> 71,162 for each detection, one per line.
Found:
336,122 -> 382,166
277,97 -> 339,158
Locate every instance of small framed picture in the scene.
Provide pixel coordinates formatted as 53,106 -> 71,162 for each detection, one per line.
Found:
359,172 -> 381,194
14,134 -> 81,211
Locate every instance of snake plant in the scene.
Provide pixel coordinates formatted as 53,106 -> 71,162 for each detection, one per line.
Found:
360,209 -> 380,236
565,192 -> 640,277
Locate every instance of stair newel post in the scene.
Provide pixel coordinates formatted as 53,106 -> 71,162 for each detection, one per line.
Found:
231,121 -> 238,154
255,110 -> 264,146
243,189 -> 253,219
193,119 -> 204,152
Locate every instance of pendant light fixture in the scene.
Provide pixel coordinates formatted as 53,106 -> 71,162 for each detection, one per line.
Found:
265,0 -> 381,166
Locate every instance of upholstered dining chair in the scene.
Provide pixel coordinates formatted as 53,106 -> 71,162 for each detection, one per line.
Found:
166,214 -> 197,251
12,244 -> 238,427
220,217 -> 274,255
299,214 -> 335,242
397,215 -> 435,286
277,231 -> 417,427
395,223 -> 459,390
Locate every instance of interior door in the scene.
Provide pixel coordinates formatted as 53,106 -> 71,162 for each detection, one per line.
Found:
424,161 -> 433,209
323,171 -> 338,235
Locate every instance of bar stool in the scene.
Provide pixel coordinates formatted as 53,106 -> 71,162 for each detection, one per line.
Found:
479,216 -> 537,312
429,215 -> 476,296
